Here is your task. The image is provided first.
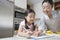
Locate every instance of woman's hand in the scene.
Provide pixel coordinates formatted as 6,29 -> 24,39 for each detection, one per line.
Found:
33,31 -> 42,37
33,31 -> 39,37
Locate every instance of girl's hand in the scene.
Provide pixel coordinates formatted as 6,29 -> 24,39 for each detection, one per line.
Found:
26,31 -> 31,37
26,31 -> 33,38
33,31 -> 39,37
26,30 -> 33,35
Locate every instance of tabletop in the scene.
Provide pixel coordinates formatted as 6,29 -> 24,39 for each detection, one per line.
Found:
0,34 -> 60,40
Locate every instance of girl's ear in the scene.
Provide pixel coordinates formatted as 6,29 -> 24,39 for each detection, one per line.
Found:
25,16 -> 27,19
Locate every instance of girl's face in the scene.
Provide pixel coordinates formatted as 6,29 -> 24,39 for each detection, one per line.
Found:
25,12 -> 35,24
42,2 -> 52,16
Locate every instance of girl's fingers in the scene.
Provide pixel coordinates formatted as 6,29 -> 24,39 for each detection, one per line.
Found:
33,31 -> 39,36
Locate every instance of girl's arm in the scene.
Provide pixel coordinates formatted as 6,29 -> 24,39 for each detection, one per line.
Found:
18,25 -> 30,37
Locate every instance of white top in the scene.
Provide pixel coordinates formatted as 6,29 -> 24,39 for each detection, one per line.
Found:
37,14 -> 48,33
38,12 -> 60,32
19,20 -> 36,32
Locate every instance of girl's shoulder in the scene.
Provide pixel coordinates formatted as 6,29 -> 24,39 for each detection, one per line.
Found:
20,20 -> 25,26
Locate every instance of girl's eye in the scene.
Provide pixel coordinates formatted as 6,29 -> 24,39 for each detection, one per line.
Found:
30,16 -> 33,18
29,16 -> 35,18
28,13 -> 35,18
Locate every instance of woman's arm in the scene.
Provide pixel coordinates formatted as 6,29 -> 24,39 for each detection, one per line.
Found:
38,16 -> 47,34
32,25 -> 43,36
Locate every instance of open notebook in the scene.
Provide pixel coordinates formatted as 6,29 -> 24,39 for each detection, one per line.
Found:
30,34 -> 54,39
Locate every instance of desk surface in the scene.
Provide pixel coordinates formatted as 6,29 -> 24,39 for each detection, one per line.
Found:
0,34 -> 60,40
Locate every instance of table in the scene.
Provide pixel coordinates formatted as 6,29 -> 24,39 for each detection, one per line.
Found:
0,34 -> 60,40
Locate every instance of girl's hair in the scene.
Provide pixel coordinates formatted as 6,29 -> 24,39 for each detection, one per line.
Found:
25,9 -> 35,16
42,0 -> 53,8
24,9 -> 35,31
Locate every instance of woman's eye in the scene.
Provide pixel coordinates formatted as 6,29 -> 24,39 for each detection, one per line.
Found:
46,6 -> 50,9
43,7 -> 45,9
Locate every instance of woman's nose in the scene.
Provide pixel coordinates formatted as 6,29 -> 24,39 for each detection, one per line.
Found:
44,8 -> 47,11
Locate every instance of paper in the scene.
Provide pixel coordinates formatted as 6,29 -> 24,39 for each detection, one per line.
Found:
31,35 -> 54,39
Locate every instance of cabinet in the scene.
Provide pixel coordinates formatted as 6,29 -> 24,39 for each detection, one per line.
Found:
15,0 -> 27,10
54,1 -> 60,10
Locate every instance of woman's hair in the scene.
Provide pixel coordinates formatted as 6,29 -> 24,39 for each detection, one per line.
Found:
24,9 -> 35,31
42,0 -> 53,7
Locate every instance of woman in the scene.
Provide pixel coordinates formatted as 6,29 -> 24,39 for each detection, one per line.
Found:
39,0 -> 60,33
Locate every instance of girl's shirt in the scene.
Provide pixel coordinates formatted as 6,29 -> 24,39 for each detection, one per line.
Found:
19,20 -> 36,32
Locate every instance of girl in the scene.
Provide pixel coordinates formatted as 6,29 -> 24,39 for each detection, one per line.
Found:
18,9 -> 42,37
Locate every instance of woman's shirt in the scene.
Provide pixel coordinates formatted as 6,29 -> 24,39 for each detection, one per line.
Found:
38,13 -> 60,33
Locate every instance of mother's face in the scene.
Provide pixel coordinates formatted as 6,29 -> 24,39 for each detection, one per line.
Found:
42,2 -> 52,15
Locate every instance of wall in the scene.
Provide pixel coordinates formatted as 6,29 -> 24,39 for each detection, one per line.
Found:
33,0 -> 43,18
15,0 -> 27,10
